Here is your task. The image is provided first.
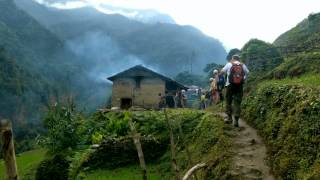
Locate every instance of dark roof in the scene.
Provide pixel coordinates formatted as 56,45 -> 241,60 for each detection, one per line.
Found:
107,65 -> 187,89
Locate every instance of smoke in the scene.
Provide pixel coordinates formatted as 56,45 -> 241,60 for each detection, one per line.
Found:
66,31 -> 154,83
65,31 -> 164,110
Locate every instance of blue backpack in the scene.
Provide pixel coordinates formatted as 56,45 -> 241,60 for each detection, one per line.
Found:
217,75 -> 225,90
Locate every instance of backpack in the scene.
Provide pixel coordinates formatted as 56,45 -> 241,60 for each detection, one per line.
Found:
217,75 -> 226,91
229,63 -> 245,85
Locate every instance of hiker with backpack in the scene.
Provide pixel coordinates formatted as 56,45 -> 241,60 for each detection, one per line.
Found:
221,55 -> 249,127
217,70 -> 226,102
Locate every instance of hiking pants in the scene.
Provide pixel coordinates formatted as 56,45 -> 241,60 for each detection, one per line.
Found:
225,84 -> 243,118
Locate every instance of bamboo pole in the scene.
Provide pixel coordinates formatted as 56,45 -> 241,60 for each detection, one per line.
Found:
163,108 -> 180,179
0,119 -> 18,180
182,163 -> 206,180
128,114 -> 148,180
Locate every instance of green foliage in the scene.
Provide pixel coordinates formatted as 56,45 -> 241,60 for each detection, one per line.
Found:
242,81 -> 320,179
241,39 -> 283,73
36,154 -> 70,180
42,103 -> 86,153
268,52 -> 320,80
226,48 -> 241,61
68,149 -> 94,180
175,71 -> 207,87
185,113 -> 231,179
203,62 -> 224,81
91,132 -> 103,144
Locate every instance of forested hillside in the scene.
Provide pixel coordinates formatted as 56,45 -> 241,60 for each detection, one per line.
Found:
0,0 -> 109,151
0,0 -> 70,126
15,0 -> 227,76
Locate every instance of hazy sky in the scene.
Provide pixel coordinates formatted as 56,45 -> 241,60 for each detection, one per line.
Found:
49,0 -> 320,50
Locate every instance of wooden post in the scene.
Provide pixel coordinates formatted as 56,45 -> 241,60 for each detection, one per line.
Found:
163,108 -> 180,179
127,114 -> 148,180
0,119 -> 18,180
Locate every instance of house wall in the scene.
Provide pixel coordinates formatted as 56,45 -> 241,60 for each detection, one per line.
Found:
111,77 -> 165,109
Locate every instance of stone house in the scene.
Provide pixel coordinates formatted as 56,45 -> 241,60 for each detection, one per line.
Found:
107,65 -> 187,109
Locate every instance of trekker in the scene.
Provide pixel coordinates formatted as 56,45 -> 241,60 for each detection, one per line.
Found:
221,55 -> 249,127
158,93 -> 165,109
200,92 -> 206,110
175,90 -> 184,108
217,70 -> 226,102
211,70 -> 220,104
165,91 -> 175,108
181,89 -> 187,107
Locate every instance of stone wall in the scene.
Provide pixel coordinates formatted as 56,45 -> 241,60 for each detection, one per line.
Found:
111,77 -> 165,108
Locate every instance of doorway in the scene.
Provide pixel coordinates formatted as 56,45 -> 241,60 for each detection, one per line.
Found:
121,98 -> 132,109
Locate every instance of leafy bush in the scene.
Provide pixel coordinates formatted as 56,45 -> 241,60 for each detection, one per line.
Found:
84,137 -> 167,169
36,154 -> 69,180
41,102 -> 86,153
241,39 -> 283,73
269,52 -> 320,80
242,82 -> 320,179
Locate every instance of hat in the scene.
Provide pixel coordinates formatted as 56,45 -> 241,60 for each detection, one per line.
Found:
213,69 -> 218,74
232,54 -> 240,60
209,78 -> 214,81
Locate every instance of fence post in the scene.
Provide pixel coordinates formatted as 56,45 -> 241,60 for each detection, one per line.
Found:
127,113 -> 148,180
163,108 -> 180,179
0,119 -> 18,180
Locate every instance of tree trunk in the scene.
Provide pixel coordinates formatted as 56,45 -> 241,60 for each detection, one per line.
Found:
0,119 -> 18,180
163,108 -> 180,179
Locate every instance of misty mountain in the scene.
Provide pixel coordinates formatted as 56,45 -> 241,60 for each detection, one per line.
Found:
0,0 -> 109,124
15,0 -> 227,76
99,4 -> 176,24
26,0 -> 175,24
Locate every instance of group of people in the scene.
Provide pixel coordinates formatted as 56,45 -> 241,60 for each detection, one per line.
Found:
158,90 -> 187,109
200,54 -> 249,127
199,69 -> 226,110
159,54 -> 249,127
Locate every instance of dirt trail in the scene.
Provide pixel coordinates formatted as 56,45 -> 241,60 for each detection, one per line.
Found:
221,114 -> 275,180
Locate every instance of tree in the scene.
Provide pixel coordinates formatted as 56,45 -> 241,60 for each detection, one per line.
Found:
226,48 -> 241,61
174,71 -> 206,87
241,39 -> 283,73
203,63 -> 224,80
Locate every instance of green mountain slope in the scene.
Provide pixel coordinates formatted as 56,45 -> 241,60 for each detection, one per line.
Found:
274,13 -> 320,56
242,12 -> 320,179
271,12 -> 320,79
0,0 -> 111,152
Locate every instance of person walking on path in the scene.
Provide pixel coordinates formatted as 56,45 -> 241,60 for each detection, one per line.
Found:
217,70 -> 226,102
221,55 -> 249,127
210,70 -> 220,104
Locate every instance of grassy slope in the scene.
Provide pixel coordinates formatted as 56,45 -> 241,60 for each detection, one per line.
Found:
262,74 -> 320,87
0,149 -> 46,180
242,74 -> 320,179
